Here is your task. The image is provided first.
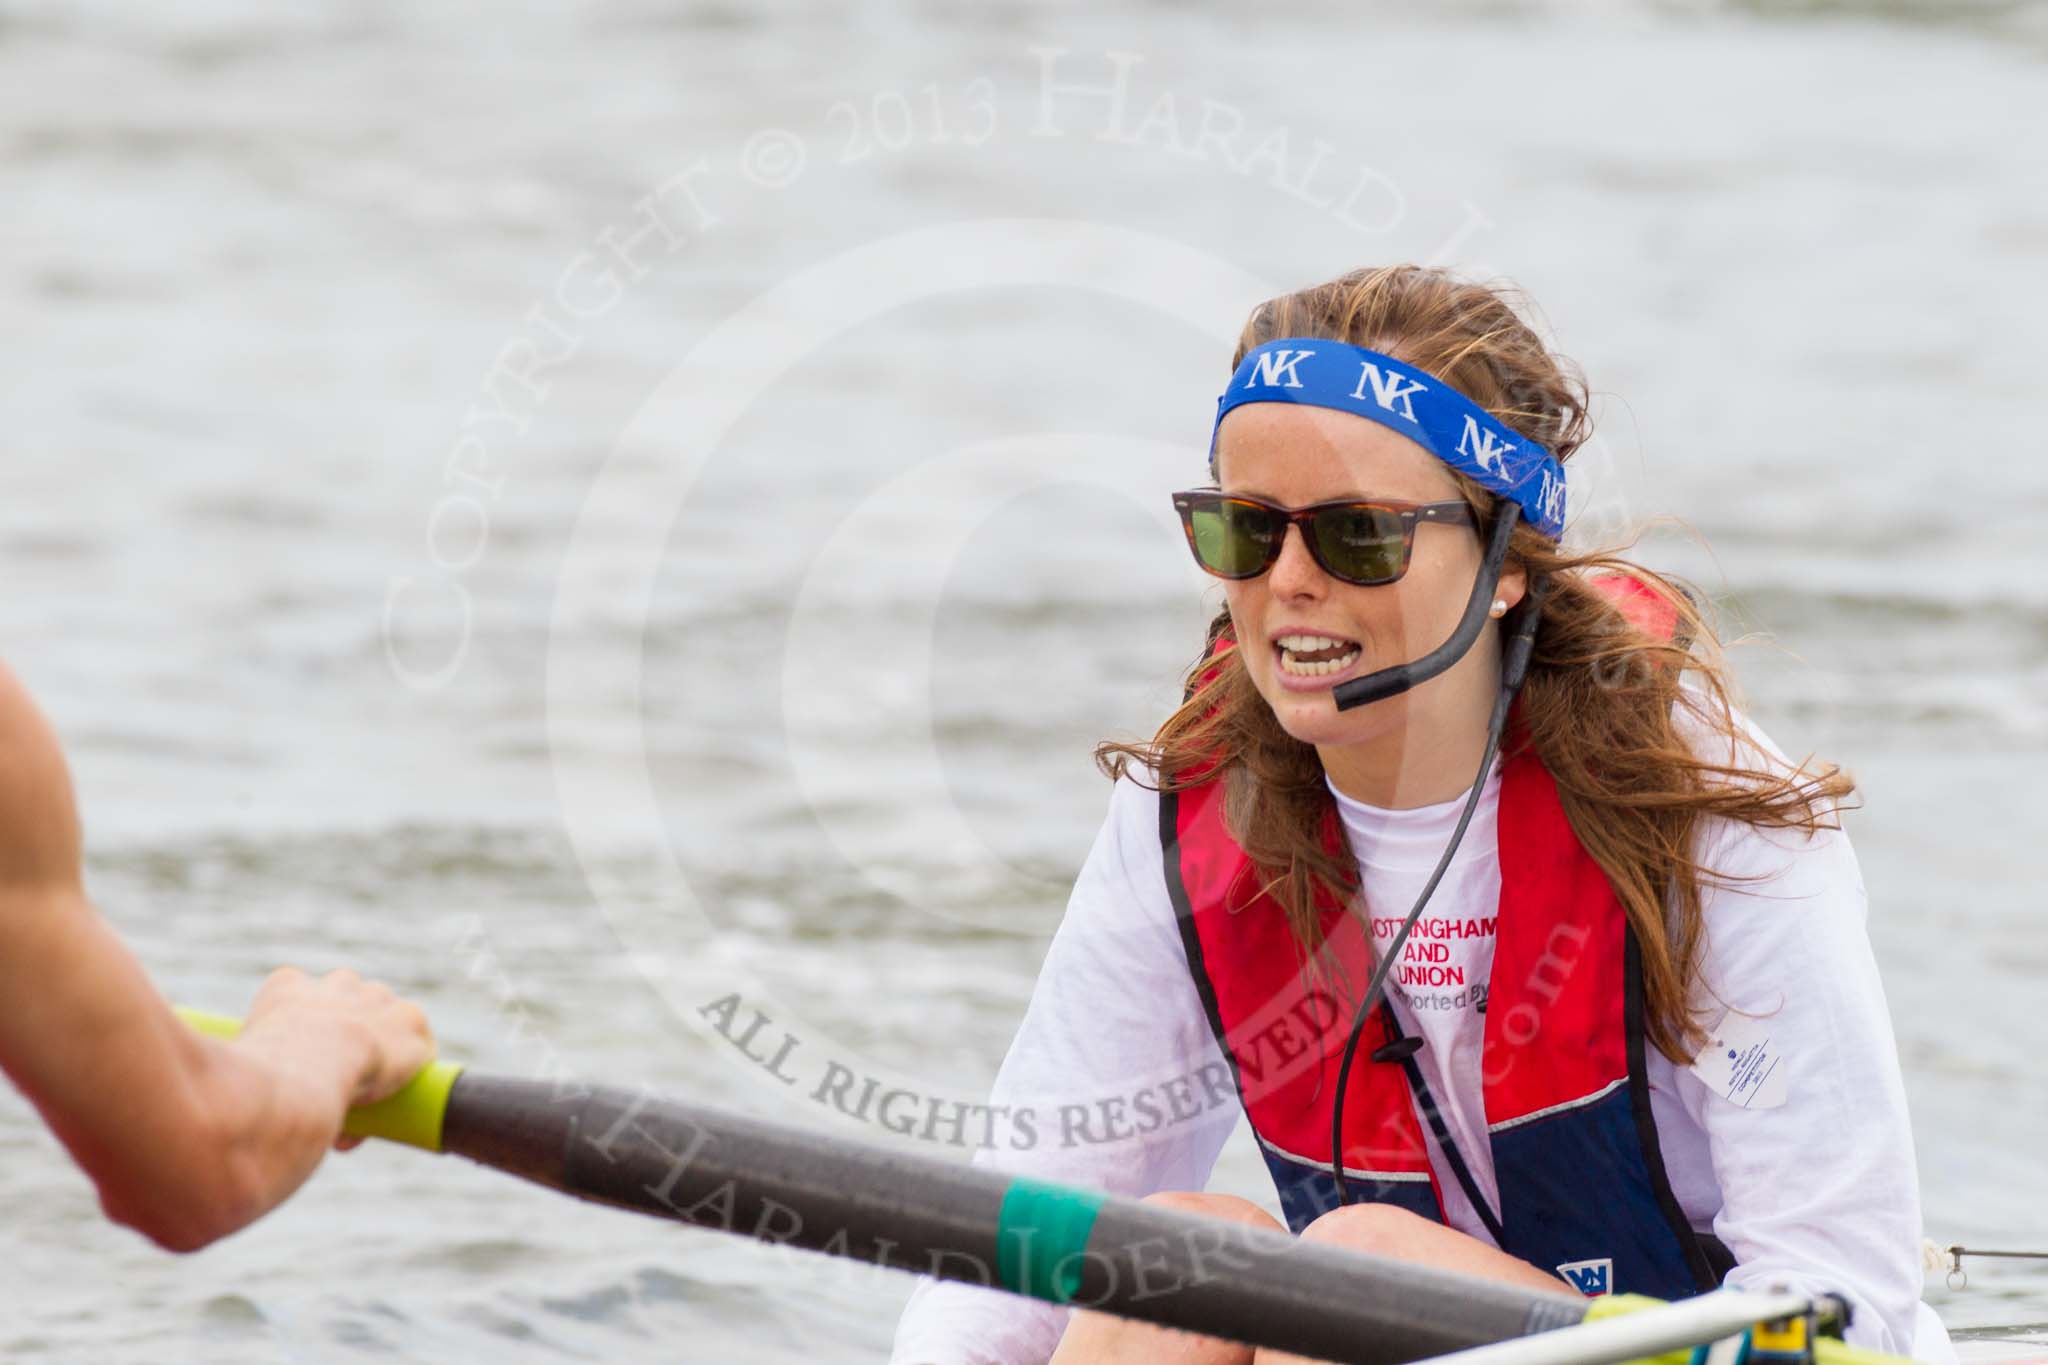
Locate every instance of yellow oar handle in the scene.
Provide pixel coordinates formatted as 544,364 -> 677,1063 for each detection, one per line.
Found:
175,1007 -> 464,1153
1587,1294 -> 1907,1365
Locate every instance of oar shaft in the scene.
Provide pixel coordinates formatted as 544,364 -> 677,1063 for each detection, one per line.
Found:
173,1009 -> 1912,1365
440,1074 -> 1585,1364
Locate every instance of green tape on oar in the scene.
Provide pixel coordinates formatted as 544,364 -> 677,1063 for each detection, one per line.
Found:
995,1177 -> 1107,1303
174,1006 -> 464,1153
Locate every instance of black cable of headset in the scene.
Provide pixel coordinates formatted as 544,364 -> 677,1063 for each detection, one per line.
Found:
1326,575 -> 1549,1207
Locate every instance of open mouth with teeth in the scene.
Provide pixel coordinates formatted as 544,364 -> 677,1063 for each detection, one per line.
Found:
1275,633 -> 1364,678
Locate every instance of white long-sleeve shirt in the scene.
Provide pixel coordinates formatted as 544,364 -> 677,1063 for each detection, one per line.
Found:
890,730 -> 1951,1364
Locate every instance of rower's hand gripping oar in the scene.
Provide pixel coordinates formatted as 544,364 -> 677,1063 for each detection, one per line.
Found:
174,1007 -> 1907,1365
175,1007 -> 463,1151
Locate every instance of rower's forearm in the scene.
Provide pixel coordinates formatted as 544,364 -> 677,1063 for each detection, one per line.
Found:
94,1020 -> 363,1252
178,1023 -> 371,1243
0,668 -> 409,1251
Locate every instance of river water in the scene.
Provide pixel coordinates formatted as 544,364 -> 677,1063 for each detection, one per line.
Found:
3,2 -> 2046,1360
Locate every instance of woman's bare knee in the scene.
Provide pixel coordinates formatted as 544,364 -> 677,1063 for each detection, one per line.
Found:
1299,1203 -> 1438,1258
1142,1190 -> 1285,1231
1297,1203 -> 1576,1297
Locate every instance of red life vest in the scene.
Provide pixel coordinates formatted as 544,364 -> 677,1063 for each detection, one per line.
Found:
1160,577 -> 1727,1299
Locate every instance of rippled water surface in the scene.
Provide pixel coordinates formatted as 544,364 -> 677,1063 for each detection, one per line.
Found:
4,2 -> 2047,1360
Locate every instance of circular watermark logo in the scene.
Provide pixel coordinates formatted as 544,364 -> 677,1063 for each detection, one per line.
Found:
382,50 -> 1628,1185
544,217 -> 1276,1132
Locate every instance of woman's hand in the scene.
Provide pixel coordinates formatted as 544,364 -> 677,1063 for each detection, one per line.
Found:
0,661 -> 440,1246
242,965 -> 435,1111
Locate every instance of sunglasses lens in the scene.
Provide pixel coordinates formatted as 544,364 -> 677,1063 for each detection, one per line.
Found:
1310,506 -> 1409,584
1187,498 -> 1282,577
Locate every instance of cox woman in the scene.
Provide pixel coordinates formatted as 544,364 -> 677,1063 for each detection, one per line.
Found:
891,265 -> 1943,1364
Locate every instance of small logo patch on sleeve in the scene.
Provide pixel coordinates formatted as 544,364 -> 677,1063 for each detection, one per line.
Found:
1556,1257 -> 1614,1297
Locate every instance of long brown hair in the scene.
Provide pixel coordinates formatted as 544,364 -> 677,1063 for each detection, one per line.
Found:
1096,265 -> 1854,1062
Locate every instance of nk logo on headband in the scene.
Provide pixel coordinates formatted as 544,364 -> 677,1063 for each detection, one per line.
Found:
1212,339 -> 1570,542
1455,414 -> 1519,481
1246,347 -> 1313,390
1350,360 -> 1428,424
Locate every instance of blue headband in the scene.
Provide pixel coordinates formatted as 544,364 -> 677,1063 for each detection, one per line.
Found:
1210,339 -> 1567,540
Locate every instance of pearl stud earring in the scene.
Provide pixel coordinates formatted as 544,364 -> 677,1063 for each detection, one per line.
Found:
1489,599 -> 1508,618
